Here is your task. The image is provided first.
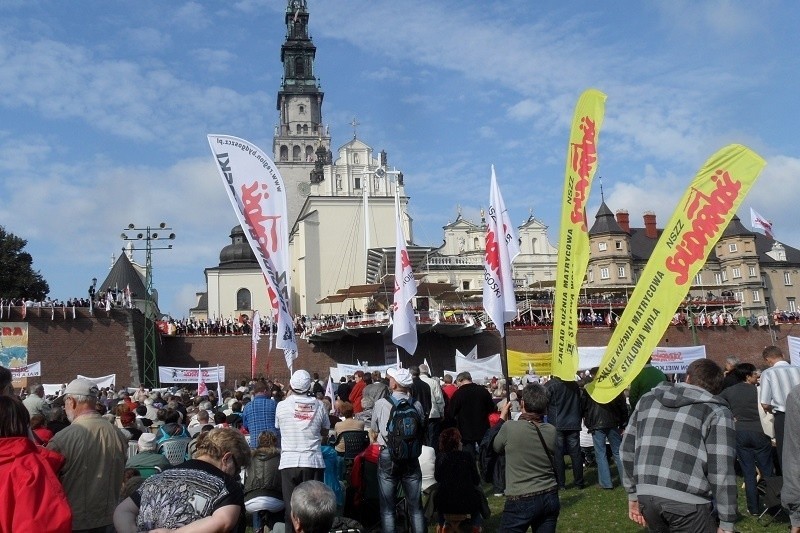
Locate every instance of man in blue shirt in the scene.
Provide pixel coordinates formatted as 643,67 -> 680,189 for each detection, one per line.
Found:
242,380 -> 279,447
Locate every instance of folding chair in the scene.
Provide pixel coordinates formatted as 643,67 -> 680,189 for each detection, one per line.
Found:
335,431 -> 371,460
158,437 -> 191,466
757,476 -> 787,526
135,466 -> 162,479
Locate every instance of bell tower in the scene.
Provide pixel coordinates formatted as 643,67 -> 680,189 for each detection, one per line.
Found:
274,0 -> 331,226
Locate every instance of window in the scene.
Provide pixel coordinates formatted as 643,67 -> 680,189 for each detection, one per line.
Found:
749,266 -> 757,277
531,238 -> 538,254
721,270 -> 728,282
762,274 -> 768,288
294,56 -> 305,76
299,104 -> 305,114
236,289 -> 251,310
598,242 -> 607,251
715,273 -> 722,285
296,124 -> 301,134
752,290 -> 761,303
785,272 -> 792,286
353,153 -> 360,164
732,267 -> 741,279
600,267 -> 610,280
618,266 -> 626,278
735,291 -> 744,302
354,176 -> 361,189
694,273 -> 703,285
789,298 -> 797,313
588,269 -> 594,282
729,243 -> 738,252
292,145 -> 301,161
615,241 -> 623,250
462,280 -> 471,290
279,145 -> 289,162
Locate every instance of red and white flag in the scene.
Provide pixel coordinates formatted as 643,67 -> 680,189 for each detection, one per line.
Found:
482,166 -> 520,336
215,365 -> 223,407
251,311 -> 262,378
750,207 -> 773,239
392,198 -> 418,355
197,366 -> 208,397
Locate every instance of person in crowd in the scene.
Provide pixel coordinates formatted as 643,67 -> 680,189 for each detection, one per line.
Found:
275,369 -> 330,532
721,355 -> 743,390
0,395 -> 72,533
126,432 -> 172,471
134,404 -> 152,428
759,345 -> 800,472
581,367 -> 628,490
311,372 -> 326,398
30,413 -> 54,445
226,401 -> 244,429
23,383 -> 49,418
242,380 -> 279,447
289,480 -> 337,533
188,408 -> 211,436
781,383 -> 800,533
114,427 -> 250,533
544,375 -> 585,490
333,401 -> 365,454
719,362 -> 775,515
46,404 -> 70,435
434,427 -> 484,531
370,367 -> 426,533
362,372 -> 389,412
349,370 -> 367,413
449,371 -> 496,461
244,431 -> 284,533
119,468 -> 145,503
441,374 -> 458,400
409,365 -> 433,422
418,364 -> 446,450
628,357 -> 667,411
493,383 -> 559,533
119,411 -> 143,440
354,395 -> 375,425
622,359 -> 736,533
337,376 -> 352,404
49,378 -> 129,532
0,365 -> 14,396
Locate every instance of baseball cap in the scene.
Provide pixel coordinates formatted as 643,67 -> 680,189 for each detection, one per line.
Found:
387,367 -> 413,387
290,369 -> 312,393
64,378 -> 99,397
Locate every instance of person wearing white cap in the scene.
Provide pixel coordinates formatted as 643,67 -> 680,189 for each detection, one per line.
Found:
49,378 -> 129,532
126,433 -> 172,471
275,369 -> 330,532
370,367 -> 427,533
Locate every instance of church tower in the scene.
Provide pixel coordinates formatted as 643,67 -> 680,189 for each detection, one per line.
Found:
273,0 -> 331,227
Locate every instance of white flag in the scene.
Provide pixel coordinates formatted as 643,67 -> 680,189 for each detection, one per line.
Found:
208,135 -> 297,370
197,365 -> 208,397
392,199 -> 418,355
482,166 -> 520,336
750,207 -> 773,239
251,311 -> 261,378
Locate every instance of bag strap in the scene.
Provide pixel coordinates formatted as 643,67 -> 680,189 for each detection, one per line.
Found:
528,420 -> 557,481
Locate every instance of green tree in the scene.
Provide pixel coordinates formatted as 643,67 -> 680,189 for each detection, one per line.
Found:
0,226 -> 49,300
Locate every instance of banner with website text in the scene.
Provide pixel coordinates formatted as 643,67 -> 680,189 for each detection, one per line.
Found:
158,366 -> 226,384
207,134 -> 297,371
551,89 -> 606,380
587,145 -> 766,403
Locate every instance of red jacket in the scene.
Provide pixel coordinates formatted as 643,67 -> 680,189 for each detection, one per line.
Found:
0,437 -> 72,533
349,380 -> 367,413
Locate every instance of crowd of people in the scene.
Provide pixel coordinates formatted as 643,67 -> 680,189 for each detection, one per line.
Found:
1,346 -> 800,532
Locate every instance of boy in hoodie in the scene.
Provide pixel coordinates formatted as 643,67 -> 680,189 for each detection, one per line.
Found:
621,359 -> 736,533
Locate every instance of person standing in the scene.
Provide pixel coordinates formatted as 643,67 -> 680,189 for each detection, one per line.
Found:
781,383 -> 800,533
49,378 -> 128,533
349,371 -> 367,413
581,368 -> 628,490
719,363 -> 775,515
22,384 -> 49,418
493,383 -> 560,532
242,380 -> 279,447
628,357 -> 667,411
544,375 -> 584,489
759,345 -> 800,472
370,367 -> 427,533
621,359 -> 737,533
449,371 -> 496,460
417,364 -> 446,450
275,369 -> 330,533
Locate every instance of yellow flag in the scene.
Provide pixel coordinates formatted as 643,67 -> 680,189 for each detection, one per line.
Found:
507,349 -> 552,376
552,89 -> 607,379
587,144 -> 766,403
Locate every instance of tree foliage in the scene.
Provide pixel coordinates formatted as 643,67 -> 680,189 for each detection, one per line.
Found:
0,226 -> 50,300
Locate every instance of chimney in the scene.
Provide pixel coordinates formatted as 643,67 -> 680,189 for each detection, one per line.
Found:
643,211 -> 657,239
615,209 -> 630,233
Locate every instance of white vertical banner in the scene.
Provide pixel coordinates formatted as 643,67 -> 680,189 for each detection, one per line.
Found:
787,336 -> 800,367
482,166 -> 520,336
251,310 -> 261,378
208,135 -> 298,371
392,191 -> 418,355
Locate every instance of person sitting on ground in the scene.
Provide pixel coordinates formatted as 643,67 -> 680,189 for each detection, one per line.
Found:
114,427 -> 251,533
434,427 -> 484,532
290,480 -> 337,533
244,431 -> 284,533
126,433 -> 172,471
0,395 -> 72,532
333,401 -> 365,454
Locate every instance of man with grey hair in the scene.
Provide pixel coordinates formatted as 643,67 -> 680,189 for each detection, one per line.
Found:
721,355 -> 742,390
290,480 -> 337,533
49,378 -> 128,532
23,383 -> 49,418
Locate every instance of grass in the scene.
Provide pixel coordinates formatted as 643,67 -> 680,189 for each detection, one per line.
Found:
473,465 -> 790,532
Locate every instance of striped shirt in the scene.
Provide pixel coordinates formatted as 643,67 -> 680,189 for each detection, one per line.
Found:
759,361 -> 800,413
275,394 -> 329,469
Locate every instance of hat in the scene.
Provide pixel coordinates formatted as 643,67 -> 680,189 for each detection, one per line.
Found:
64,378 -> 99,398
387,367 -> 414,387
290,369 -> 312,393
137,432 -> 158,451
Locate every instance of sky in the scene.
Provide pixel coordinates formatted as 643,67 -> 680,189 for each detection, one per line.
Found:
2,1 -> 800,318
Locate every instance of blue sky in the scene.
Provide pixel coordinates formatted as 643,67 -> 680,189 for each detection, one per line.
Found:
2,1 -> 799,317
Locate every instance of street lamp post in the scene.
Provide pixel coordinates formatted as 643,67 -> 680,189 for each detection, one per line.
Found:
121,223 -> 175,389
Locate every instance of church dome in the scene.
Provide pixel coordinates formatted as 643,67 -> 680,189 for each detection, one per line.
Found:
219,225 -> 258,266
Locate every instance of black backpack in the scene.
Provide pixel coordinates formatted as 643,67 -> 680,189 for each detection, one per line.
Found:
478,420 -> 504,484
385,395 -> 423,461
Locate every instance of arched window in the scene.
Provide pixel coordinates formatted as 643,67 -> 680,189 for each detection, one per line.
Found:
295,57 -> 305,76
353,153 -> 359,164
305,145 -> 314,161
279,145 -> 289,162
236,289 -> 251,310
474,237 -> 480,250
293,146 -> 302,161
296,124 -> 301,134
298,104 -> 305,114
302,124 -> 308,134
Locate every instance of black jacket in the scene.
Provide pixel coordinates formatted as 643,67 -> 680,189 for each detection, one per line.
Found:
545,377 -> 582,431
582,388 -> 628,432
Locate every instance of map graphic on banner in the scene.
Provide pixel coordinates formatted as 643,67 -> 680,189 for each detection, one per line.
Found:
1,322 -> 28,371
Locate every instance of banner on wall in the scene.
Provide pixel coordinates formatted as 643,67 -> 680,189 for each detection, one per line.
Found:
455,354 -> 503,383
787,336 -> 800,366
1,323 -> 29,383
77,374 -> 117,389
157,366 -> 226,384
10,361 -> 40,379
507,350 -> 553,376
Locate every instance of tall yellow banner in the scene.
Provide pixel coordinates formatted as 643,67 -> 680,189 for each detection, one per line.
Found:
587,145 -> 766,403
552,89 -> 606,379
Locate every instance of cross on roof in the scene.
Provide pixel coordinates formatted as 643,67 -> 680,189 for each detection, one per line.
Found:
350,117 -> 360,139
